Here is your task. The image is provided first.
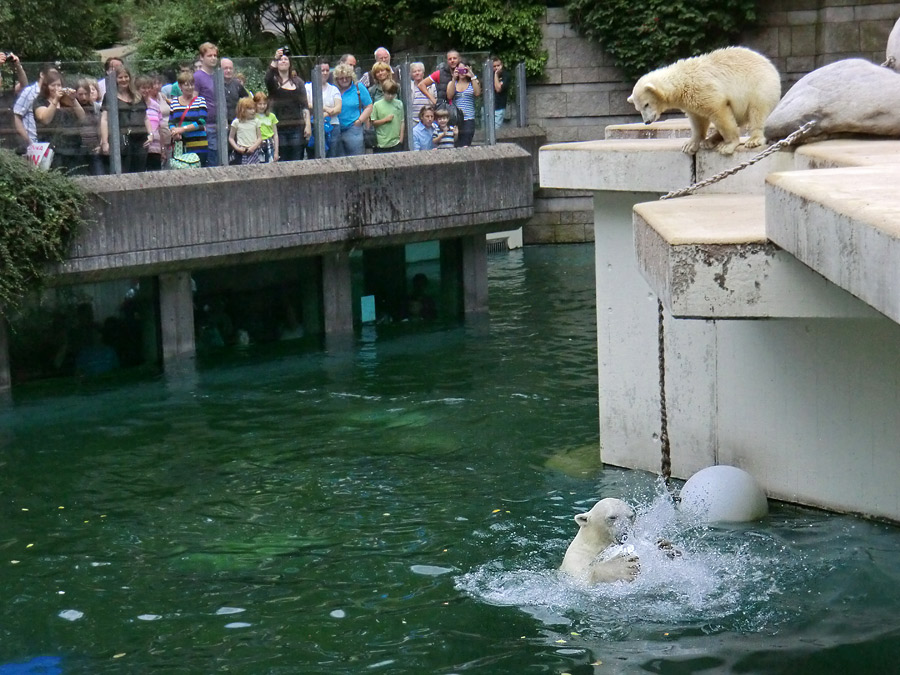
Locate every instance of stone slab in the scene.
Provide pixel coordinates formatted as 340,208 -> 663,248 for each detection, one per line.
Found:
55,145 -> 533,282
767,164 -> 900,323
540,139 -> 692,193
634,194 -> 876,319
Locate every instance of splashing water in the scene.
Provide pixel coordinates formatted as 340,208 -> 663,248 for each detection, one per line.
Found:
456,485 -> 807,640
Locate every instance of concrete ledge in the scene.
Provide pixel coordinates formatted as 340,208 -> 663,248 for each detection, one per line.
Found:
767,164 -> 900,323
539,137 -> 792,195
793,139 -> 900,170
635,194 -> 879,319
55,145 -> 533,281
604,118 -> 692,140
540,139 -> 692,192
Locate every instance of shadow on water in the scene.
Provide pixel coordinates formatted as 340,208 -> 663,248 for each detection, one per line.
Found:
1,246 -> 900,674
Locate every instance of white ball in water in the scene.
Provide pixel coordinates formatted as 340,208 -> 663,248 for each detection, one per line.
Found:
679,465 -> 768,523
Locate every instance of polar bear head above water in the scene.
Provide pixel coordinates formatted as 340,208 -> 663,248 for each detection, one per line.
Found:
559,497 -> 640,584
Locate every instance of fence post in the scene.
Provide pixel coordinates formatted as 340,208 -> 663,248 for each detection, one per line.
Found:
482,59 -> 496,145
214,67 -> 228,166
312,63 -> 325,159
399,61 -> 413,150
515,62 -> 528,128
106,71 -> 122,175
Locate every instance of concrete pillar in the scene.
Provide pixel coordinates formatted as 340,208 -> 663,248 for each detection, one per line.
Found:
299,257 -> 323,336
322,251 -> 353,335
461,234 -> 488,315
158,272 -> 196,367
0,317 -> 10,393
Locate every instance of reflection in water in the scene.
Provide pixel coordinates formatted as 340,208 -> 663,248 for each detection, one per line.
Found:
1,246 -> 899,674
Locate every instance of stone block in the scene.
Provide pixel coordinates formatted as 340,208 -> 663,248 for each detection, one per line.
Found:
860,20 -> 893,52
559,209 -> 594,225
787,10 -> 818,25
822,6 -> 854,22
786,55 -> 816,73
529,92 -> 567,118
526,211 -> 561,226
777,26 -> 794,57
560,67 -> 601,84
762,11 -> 788,27
542,68 -> 563,85
523,224 -> 557,245
855,4 -> 900,21
543,22 -> 568,40
556,39 -> 608,68
567,92 -> 610,117
609,90 -> 639,116
820,22 -> 861,53
545,7 -> 569,24
544,126 -> 582,144
552,223 -> 593,243
791,24 -> 818,56
544,39 -> 559,69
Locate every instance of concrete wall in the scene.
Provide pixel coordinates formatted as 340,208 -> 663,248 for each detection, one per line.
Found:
56,145 -> 533,283
526,1 -> 900,244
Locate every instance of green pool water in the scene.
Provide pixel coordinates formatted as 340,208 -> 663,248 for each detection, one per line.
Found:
1,245 -> 899,674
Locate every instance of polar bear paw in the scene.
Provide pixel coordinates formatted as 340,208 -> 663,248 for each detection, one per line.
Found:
588,553 -> 640,583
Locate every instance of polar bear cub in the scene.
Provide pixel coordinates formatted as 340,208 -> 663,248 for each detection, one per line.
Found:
627,46 -> 781,155
560,497 -> 640,584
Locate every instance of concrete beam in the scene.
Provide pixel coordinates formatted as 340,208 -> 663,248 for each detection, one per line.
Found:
461,234 -> 488,315
321,252 -> 353,335
56,145 -> 533,282
634,194 -> 879,319
158,272 -> 196,366
539,136 -> 792,195
767,164 -> 900,324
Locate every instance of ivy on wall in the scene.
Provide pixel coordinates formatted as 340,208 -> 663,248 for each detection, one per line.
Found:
0,151 -> 85,316
431,0 -> 548,77
565,0 -> 760,80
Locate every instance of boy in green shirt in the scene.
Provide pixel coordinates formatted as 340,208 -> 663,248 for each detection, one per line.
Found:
370,80 -> 404,153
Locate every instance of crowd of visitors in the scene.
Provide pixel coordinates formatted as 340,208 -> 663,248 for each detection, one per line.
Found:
0,45 -> 513,174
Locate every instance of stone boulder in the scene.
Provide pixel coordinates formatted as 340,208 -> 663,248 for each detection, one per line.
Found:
765,59 -> 900,143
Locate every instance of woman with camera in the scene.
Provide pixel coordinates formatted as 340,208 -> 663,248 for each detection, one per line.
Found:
265,48 -> 311,162
445,63 -> 480,147
33,71 -> 86,172
100,65 -> 152,174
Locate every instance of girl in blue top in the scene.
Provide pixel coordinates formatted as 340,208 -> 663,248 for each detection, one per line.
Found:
445,63 -> 480,147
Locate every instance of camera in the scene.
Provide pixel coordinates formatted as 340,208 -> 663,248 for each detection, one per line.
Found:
281,46 -> 291,57
2,51 -> 13,60
457,66 -> 468,76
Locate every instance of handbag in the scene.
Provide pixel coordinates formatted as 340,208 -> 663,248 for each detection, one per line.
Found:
26,142 -> 54,170
168,98 -> 201,169
356,84 -> 376,149
170,140 -> 200,169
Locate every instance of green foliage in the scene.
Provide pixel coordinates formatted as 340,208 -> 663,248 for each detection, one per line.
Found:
430,0 -> 547,78
566,0 -> 760,80
0,150 -> 86,316
134,0 -> 253,61
0,0 -> 125,60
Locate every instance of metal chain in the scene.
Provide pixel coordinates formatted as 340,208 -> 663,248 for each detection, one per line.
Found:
654,120 -> 817,487
660,120 -> 818,201
658,299 -> 671,485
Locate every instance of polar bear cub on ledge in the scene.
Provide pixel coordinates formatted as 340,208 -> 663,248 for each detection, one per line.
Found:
560,498 -> 641,584
627,46 -> 781,156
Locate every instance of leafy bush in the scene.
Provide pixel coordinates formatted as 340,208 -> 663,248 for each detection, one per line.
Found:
0,150 -> 86,316
431,0 -> 548,78
566,0 -> 760,80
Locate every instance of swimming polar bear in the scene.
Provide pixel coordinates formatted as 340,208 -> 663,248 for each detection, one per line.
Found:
560,498 -> 641,584
627,46 -> 781,155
